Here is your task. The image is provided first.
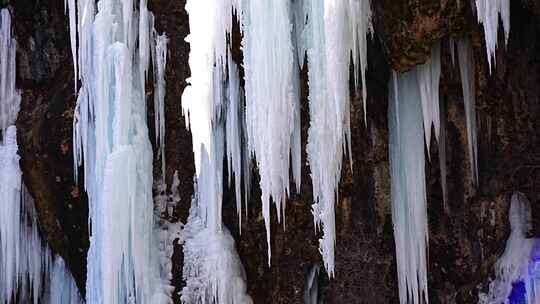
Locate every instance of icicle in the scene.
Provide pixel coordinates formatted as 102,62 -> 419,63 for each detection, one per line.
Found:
65,0 -> 78,91
457,39 -> 479,187
348,0 -> 373,122
235,0 -> 301,262
302,0 -> 372,276
478,193 -> 535,304
449,37 -> 456,67
475,0 -> 511,71
417,42 -> 441,154
225,52 -> 244,229
304,263 -> 320,304
438,96 -> 448,212
154,33 -> 168,179
388,69 -> 429,304
0,9 -> 21,132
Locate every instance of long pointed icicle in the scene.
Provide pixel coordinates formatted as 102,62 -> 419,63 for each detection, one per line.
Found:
475,0 -> 511,71
417,42 -> 441,155
225,52 -> 244,230
457,39 -> 479,187
417,42 -> 448,210
154,33 -> 168,180
302,0 -> 372,276
236,0 -> 301,263
389,69 -> 429,304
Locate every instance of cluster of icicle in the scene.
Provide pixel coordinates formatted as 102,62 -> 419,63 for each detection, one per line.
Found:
65,0 -> 173,302
0,9 -> 81,304
478,193 -> 539,304
388,37 -> 482,304
181,3 -> 373,297
179,0 -> 252,302
475,0 -> 511,71
301,0 -> 372,276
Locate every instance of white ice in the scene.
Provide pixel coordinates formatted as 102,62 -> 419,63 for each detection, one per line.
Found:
478,192 -> 535,304
0,9 -> 21,131
67,0 -> 168,302
181,0 -> 252,303
301,0 -> 372,276
457,39 -> 479,187
389,69 -> 429,304
235,0 -> 301,262
475,0 -> 510,71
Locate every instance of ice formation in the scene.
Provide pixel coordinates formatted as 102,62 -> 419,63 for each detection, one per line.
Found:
478,193 -> 536,304
180,202 -> 252,304
153,173 -> 182,304
180,0 -> 252,303
417,42 -> 441,153
0,9 -> 20,131
302,0 -> 372,276
66,0 -> 170,302
417,42 -> 448,209
0,127 -> 42,304
154,33 -> 168,180
457,39 -> 479,187
304,263 -> 320,304
0,9 -> 81,304
233,0 -> 303,261
47,257 -> 82,304
475,0 -> 511,71
388,69 -> 429,304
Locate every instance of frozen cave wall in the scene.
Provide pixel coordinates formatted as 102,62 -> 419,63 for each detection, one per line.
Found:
3,0 -> 540,303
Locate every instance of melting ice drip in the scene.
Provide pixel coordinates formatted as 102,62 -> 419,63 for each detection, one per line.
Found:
478,192 -> 540,304
0,9 -> 80,304
65,0 -> 172,302
302,0 -> 372,276
475,0 -> 511,71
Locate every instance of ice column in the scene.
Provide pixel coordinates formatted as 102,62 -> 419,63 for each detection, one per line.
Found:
180,0 -> 252,303
67,0 -> 166,302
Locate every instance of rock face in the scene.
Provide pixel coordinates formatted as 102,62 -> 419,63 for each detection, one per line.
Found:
5,0 -> 540,303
